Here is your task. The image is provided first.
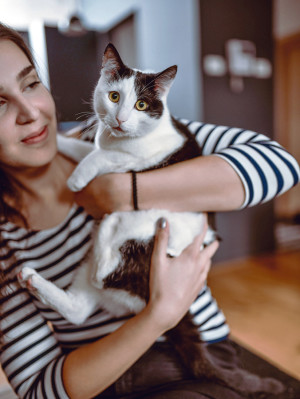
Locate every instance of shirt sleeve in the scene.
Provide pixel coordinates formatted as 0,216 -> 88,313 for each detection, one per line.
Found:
180,119 -> 300,208
0,283 -> 70,399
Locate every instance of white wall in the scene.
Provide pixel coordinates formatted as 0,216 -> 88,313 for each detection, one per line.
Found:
135,0 -> 203,120
0,0 -> 76,29
83,0 -> 203,120
82,0 -> 139,31
274,0 -> 300,38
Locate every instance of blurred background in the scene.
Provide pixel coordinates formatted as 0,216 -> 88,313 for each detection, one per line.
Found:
0,1 -> 299,396
0,0 -> 299,262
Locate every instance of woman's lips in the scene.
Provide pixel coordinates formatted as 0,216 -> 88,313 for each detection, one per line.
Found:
22,127 -> 48,144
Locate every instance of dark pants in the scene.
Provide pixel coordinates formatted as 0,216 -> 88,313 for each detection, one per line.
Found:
95,339 -> 300,399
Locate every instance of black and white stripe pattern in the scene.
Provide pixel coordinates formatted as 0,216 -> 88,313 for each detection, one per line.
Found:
181,119 -> 299,207
1,121 -> 299,398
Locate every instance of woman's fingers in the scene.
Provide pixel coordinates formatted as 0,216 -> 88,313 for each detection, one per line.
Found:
151,217 -> 169,263
152,216 -> 218,268
179,221 -> 208,258
198,240 -> 219,279
178,233 -> 219,295
148,217 -> 220,331
200,239 -> 219,262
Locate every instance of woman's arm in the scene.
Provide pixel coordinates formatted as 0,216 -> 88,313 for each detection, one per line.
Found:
62,220 -> 218,399
74,121 -> 300,218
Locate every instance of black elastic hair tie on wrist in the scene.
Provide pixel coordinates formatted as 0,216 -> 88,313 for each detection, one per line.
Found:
131,171 -> 139,211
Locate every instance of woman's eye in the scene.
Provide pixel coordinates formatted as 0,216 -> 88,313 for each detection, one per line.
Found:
135,100 -> 148,111
108,91 -> 120,103
25,80 -> 40,91
0,99 -> 6,109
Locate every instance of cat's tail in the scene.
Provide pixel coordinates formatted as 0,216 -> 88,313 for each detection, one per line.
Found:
166,313 -> 285,395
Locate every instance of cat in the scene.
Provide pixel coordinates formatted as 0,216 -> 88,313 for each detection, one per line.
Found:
18,43 -> 284,395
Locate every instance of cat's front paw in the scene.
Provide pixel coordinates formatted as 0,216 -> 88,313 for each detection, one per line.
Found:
67,173 -> 87,192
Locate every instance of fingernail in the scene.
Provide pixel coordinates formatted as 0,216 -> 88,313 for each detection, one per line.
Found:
157,217 -> 167,229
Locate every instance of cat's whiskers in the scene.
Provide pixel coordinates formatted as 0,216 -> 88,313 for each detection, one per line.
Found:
75,111 -> 95,121
80,123 -> 98,140
103,124 -> 114,138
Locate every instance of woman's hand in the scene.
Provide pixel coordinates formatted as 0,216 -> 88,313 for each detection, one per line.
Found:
147,217 -> 219,333
73,173 -> 132,218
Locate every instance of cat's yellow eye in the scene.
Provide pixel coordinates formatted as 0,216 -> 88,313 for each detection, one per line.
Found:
135,100 -> 149,111
109,91 -> 120,103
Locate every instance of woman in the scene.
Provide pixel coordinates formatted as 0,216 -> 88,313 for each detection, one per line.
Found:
0,23 -> 299,399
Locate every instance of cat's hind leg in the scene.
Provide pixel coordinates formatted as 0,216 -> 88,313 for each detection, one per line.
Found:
18,265 -> 100,325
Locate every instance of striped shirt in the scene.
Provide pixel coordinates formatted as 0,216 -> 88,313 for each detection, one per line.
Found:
1,121 -> 299,398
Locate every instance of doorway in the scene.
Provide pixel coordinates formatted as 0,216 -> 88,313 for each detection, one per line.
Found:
274,32 -> 300,251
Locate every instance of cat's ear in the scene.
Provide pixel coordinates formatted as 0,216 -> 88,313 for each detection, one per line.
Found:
101,43 -> 124,78
154,65 -> 177,96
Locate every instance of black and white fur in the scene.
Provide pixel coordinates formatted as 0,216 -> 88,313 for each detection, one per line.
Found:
18,44 -> 284,395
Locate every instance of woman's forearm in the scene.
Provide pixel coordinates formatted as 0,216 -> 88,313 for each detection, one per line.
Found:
62,307 -> 164,399
137,155 -> 245,212
74,155 -> 245,218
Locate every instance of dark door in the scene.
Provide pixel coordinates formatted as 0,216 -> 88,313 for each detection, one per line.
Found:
199,0 -> 275,261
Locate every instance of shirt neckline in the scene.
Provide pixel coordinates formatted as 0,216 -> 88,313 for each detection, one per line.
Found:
0,203 -> 80,234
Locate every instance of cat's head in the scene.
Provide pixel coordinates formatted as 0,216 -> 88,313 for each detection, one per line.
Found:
93,43 -> 177,138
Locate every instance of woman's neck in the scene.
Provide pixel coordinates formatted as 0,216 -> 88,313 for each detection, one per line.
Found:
8,154 -> 77,230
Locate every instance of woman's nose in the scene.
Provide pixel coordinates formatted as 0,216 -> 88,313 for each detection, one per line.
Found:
16,97 -> 39,124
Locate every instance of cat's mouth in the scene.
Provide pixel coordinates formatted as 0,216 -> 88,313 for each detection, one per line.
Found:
109,124 -> 135,138
110,126 -> 128,137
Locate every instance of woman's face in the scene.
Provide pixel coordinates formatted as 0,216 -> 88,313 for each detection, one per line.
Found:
0,39 -> 57,171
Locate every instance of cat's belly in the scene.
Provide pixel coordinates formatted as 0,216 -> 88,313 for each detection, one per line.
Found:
91,209 -> 215,293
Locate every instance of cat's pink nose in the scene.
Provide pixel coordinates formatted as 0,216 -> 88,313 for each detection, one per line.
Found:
116,115 -> 128,125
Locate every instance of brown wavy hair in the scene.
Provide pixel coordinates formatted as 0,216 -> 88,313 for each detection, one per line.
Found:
0,23 -> 35,226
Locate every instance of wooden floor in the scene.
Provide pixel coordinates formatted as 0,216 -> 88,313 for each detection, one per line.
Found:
1,249 -> 299,395
208,249 -> 300,380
